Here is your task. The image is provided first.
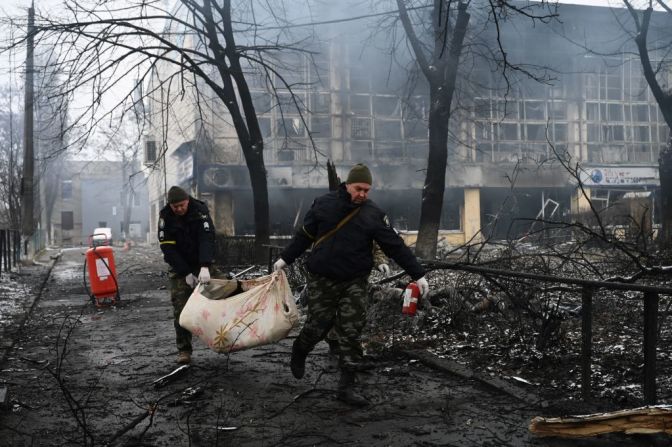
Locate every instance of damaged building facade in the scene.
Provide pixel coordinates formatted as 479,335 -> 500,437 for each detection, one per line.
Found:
143,3 -> 671,247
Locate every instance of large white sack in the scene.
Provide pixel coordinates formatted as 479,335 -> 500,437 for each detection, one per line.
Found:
179,270 -> 299,353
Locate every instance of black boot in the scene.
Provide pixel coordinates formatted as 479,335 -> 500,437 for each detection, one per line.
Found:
290,341 -> 308,379
337,370 -> 369,407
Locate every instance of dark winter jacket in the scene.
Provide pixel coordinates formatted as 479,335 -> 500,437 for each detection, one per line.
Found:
281,184 -> 425,281
158,197 -> 216,276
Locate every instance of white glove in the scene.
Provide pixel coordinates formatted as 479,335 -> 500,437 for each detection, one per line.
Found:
273,258 -> 287,271
198,267 -> 211,284
377,263 -> 390,275
416,276 -> 429,298
185,273 -> 197,288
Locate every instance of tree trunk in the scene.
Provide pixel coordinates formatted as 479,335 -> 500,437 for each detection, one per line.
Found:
247,150 -> 270,263
201,0 -> 271,264
413,3 -> 470,259
659,138 -> 672,248
626,4 -> 672,247
416,87 -> 450,259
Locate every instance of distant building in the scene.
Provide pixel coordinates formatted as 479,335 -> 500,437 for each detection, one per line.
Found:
51,161 -> 149,246
143,2 -> 671,245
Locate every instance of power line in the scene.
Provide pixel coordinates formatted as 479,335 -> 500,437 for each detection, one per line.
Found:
249,5 -> 430,30
3,5 -> 431,33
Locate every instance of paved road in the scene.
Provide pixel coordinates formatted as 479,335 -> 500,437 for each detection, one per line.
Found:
0,246 -> 662,446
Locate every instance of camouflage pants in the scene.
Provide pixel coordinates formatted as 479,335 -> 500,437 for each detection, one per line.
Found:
169,267 -> 224,353
295,273 -> 369,369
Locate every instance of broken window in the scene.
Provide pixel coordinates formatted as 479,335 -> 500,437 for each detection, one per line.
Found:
632,104 -> 649,122
626,73 -> 649,101
548,101 -> 567,120
498,123 -> 519,140
406,142 -> 428,159
309,56 -> 330,88
553,124 -> 568,142
374,96 -> 401,117
608,103 -> 623,121
585,74 -> 599,100
587,124 -> 601,142
606,73 -> 623,100
350,95 -> 371,115
310,93 -> 330,114
474,121 -> 491,140
474,98 -> 491,119
258,117 -> 272,138
588,145 -> 603,163
375,120 -> 401,140
375,142 -> 403,159
524,101 -> 545,120
651,106 -> 661,122
404,119 -> 428,139
403,96 -> 428,120
310,115 -> 331,138
276,117 -> 305,137
476,143 -> 492,162
351,118 -> 371,139
497,99 -> 520,120
351,141 -> 372,160
632,125 -> 649,142
631,144 -> 651,162
251,92 -> 272,113
604,125 -> 625,142
586,103 -> 599,121
526,124 -> 547,141
275,92 -> 306,113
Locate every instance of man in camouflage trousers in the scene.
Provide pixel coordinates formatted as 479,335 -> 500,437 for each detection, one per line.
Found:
158,186 -> 217,365
323,243 -> 390,370
273,164 -> 429,406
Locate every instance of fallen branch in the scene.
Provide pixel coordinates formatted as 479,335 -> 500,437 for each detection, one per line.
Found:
104,405 -> 154,446
529,405 -> 672,437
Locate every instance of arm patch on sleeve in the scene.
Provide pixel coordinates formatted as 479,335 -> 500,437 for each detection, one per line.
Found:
383,215 -> 391,228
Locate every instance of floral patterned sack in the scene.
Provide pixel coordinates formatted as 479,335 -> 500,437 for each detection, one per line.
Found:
179,270 -> 299,353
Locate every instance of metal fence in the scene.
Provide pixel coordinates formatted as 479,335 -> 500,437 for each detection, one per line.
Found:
215,235 -> 292,269
0,229 -> 21,273
424,261 -> 672,405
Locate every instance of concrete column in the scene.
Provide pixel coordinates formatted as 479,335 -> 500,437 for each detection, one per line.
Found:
213,192 -> 235,235
330,40 -> 345,161
463,188 -> 482,243
571,187 -> 592,215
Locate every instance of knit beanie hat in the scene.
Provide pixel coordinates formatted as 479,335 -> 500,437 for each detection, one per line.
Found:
346,163 -> 372,185
167,186 -> 189,204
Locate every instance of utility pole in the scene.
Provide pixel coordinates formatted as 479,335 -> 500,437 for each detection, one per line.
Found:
21,2 -> 35,248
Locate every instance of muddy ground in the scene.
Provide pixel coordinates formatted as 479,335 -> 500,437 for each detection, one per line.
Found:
0,245 -> 670,446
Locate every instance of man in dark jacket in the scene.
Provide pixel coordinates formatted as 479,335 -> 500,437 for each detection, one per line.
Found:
273,164 -> 429,406
158,186 -> 216,364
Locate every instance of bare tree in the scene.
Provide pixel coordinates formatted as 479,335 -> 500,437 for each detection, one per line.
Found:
391,0 -> 559,259
622,0 -> 672,247
3,0 -> 316,262
0,88 -> 22,230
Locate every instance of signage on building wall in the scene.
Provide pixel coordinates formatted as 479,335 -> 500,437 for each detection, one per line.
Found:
581,166 -> 659,186
267,167 -> 292,187
199,165 -> 251,190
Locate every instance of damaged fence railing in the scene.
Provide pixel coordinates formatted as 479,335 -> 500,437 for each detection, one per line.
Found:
423,261 -> 672,405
